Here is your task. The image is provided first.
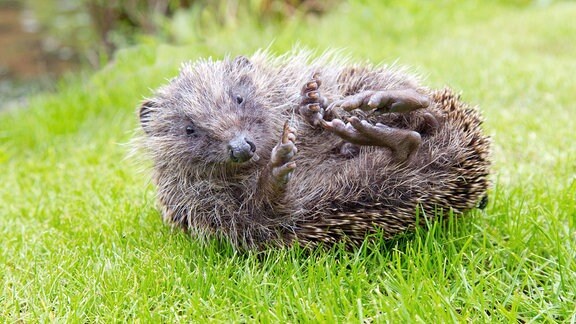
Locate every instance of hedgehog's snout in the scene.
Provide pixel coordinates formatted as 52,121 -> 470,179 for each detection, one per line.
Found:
228,136 -> 256,163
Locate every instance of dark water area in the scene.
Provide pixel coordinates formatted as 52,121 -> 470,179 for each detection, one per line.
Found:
0,1 -> 81,110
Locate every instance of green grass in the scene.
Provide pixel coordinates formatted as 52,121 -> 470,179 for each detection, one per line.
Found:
1,0 -> 575,321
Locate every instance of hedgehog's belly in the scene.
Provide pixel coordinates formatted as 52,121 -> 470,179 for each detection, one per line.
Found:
288,145 -> 401,209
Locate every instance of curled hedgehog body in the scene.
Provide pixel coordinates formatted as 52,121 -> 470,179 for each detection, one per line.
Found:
136,50 -> 491,250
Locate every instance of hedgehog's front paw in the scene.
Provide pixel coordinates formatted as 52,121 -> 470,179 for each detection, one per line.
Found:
270,122 -> 297,184
299,73 -> 329,127
327,89 -> 430,115
322,117 -> 421,163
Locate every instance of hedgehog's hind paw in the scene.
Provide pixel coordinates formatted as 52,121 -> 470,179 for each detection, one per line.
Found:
327,89 -> 430,115
322,117 -> 421,163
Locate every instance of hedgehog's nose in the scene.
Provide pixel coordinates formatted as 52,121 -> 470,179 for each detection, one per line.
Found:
228,136 -> 256,163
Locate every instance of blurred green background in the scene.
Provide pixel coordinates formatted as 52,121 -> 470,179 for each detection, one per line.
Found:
0,0 -> 550,108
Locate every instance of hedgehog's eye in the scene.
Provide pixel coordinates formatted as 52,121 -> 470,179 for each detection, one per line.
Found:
185,125 -> 195,136
236,95 -> 244,105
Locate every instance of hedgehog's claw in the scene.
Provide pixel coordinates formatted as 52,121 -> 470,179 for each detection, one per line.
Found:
327,89 -> 430,115
299,73 -> 329,127
322,117 -> 421,163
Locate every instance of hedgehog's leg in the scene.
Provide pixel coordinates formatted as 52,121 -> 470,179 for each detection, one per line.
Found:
267,121 -> 297,188
327,89 -> 430,115
298,73 -> 329,127
322,117 -> 421,163
255,122 -> 297,212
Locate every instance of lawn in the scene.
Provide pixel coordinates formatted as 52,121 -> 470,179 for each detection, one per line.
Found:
1,0 -> 575,321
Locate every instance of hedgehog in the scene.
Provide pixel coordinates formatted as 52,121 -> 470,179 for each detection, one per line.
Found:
135,50 -> 491,250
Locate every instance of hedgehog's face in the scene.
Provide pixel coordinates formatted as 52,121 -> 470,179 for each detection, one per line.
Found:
139,56 -> 277,173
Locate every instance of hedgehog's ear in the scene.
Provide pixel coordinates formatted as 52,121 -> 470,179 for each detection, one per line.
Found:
139,100 -> 156,134
233,55 -> 252,68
